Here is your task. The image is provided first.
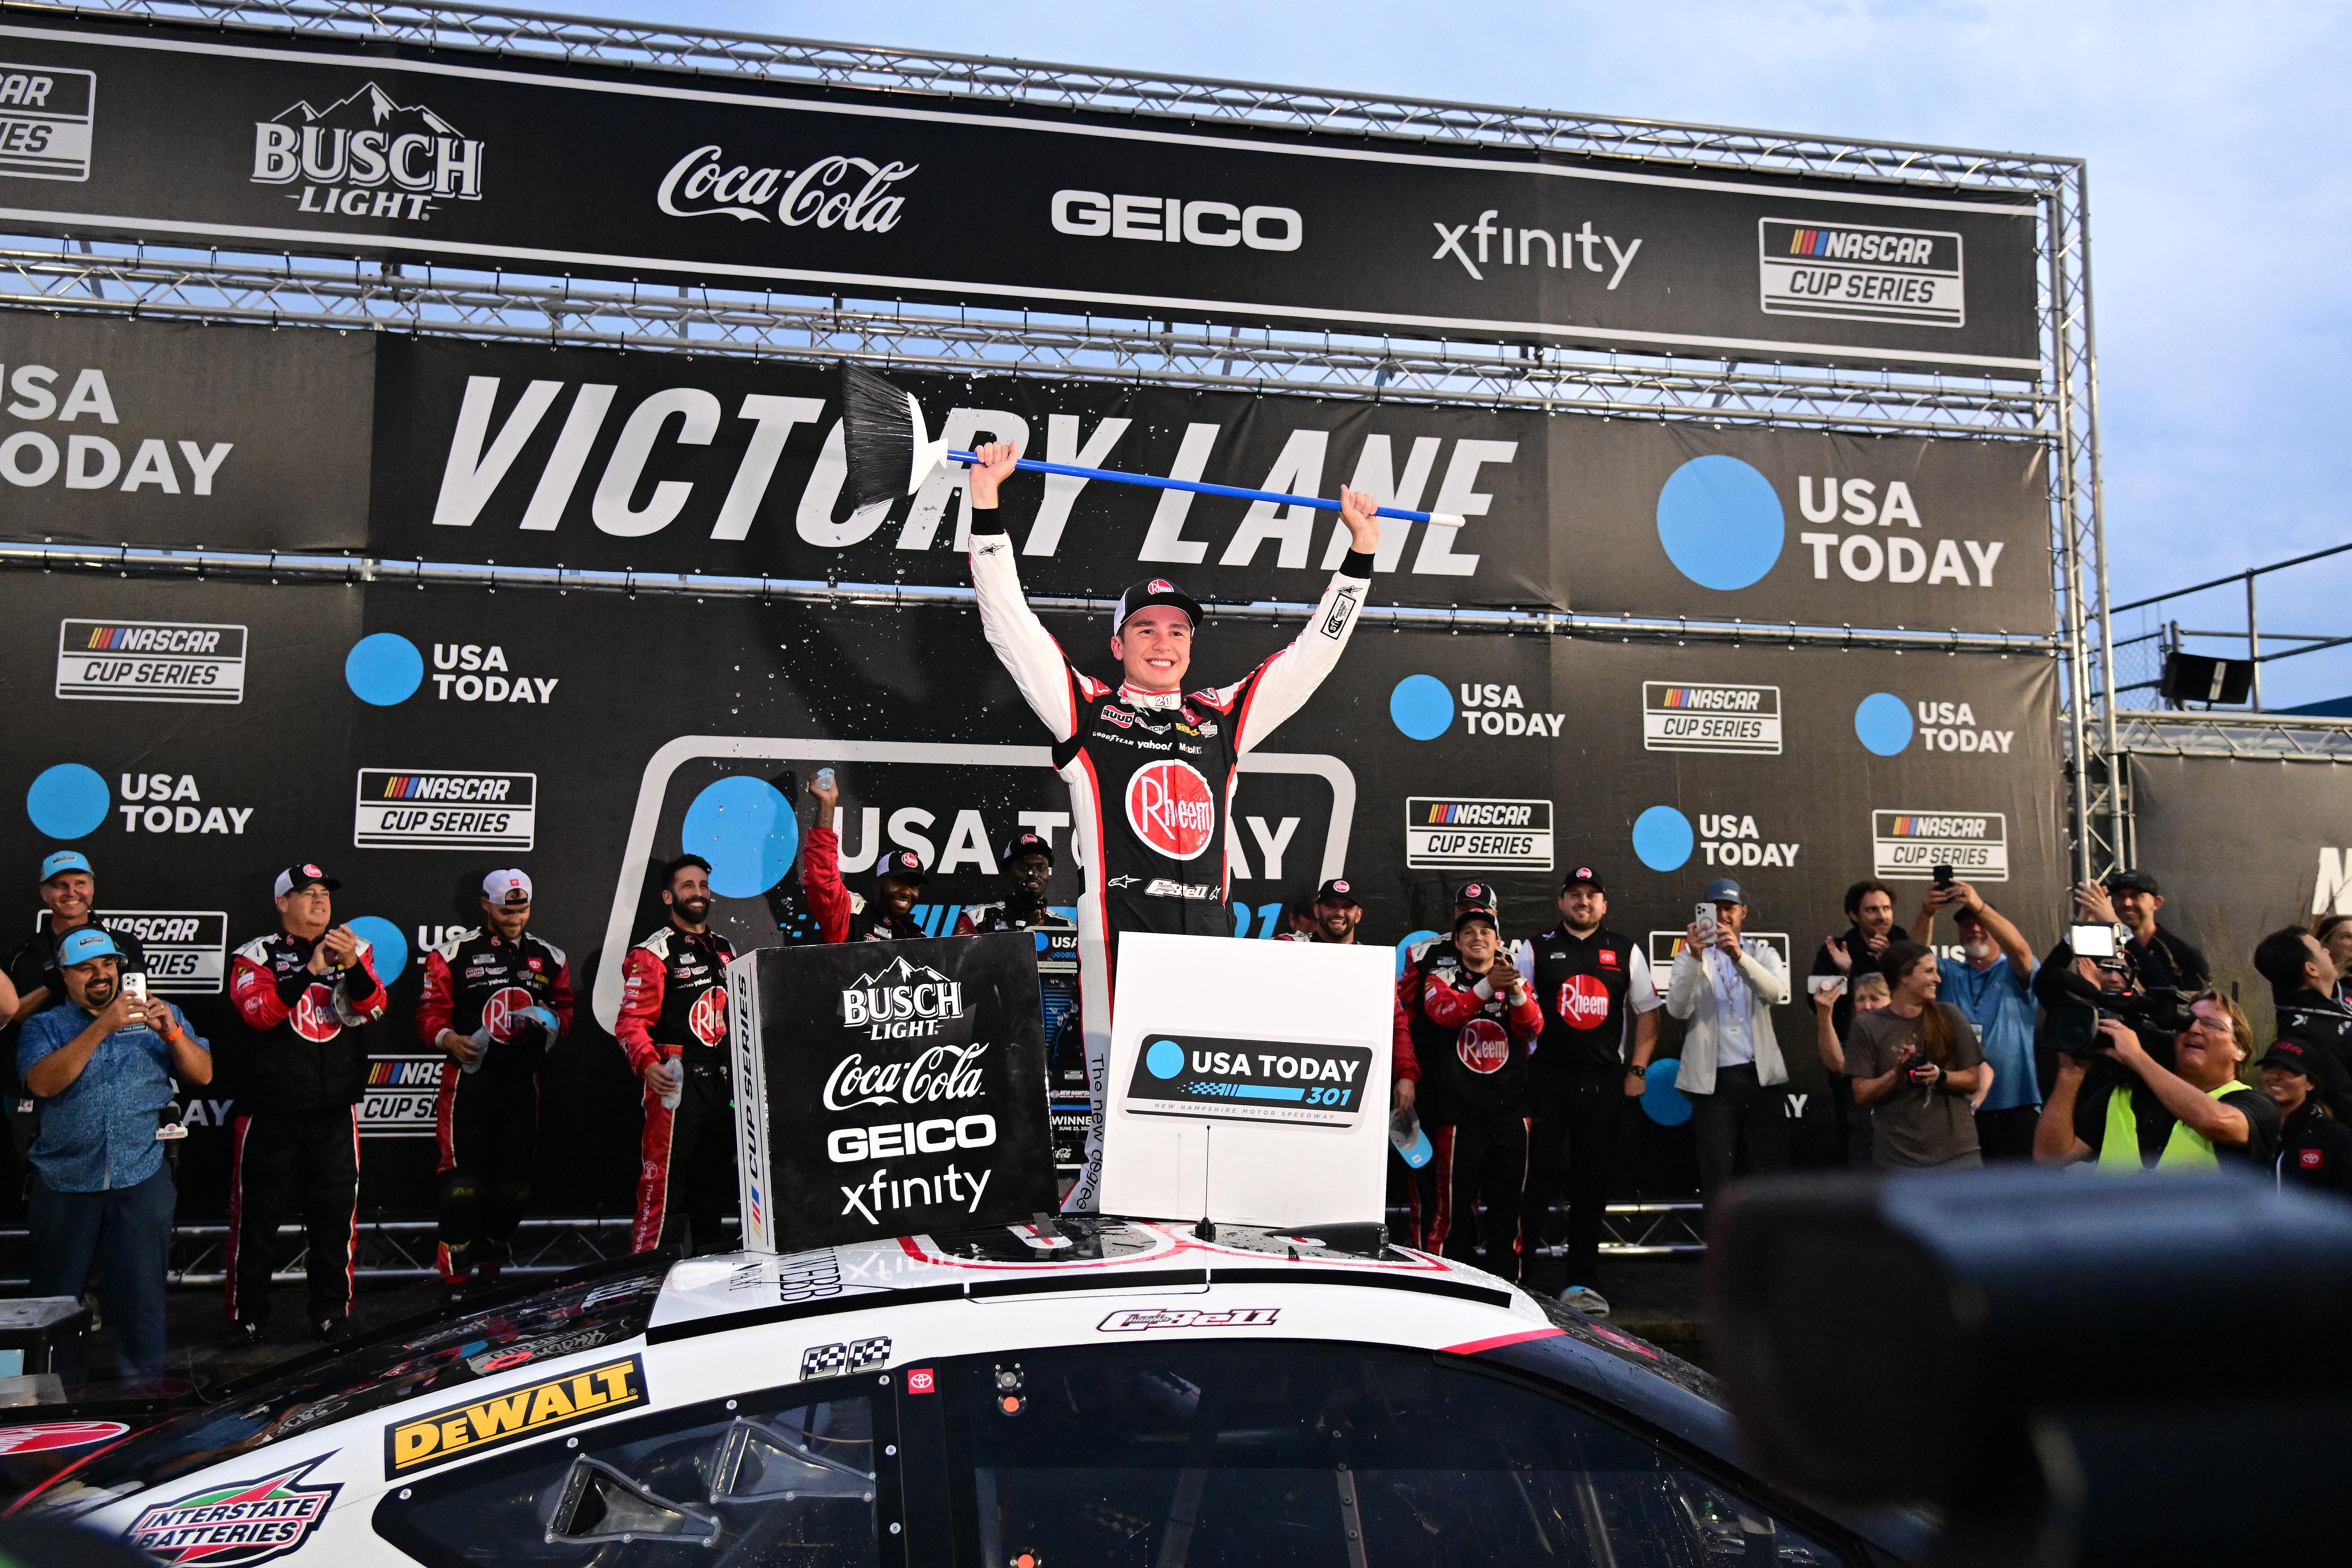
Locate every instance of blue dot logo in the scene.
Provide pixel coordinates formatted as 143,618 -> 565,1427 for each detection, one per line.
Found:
345,633 -> 424,706
1656,455 -> 1784,591
683,776 -> 799,899
346,916 -> 409,984
1146,1039 -> 1185,1079
1389,674 -> 1454,741
1631,806 -> 1694,872
1639,1059 -> 1693,1126
26,764 -> 110,840
1854,692 -> 1915,756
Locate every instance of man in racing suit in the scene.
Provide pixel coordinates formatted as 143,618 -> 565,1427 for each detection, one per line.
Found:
227,862 -> 387,1341
963,441 -> 1381,1210
618,855 -> 737,1255
957,832 -> 1086,1171
415,868 -> 574,1288
1398,904 -> 1543,1281
801,772 -> 927,942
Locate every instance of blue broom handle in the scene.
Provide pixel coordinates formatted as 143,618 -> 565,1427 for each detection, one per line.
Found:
947,448 -> 1447,525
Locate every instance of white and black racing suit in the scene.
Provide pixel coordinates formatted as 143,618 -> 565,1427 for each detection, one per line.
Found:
968,500 -> 1373,1209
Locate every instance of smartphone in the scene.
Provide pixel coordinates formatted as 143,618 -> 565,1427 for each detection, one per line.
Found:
1692,902 -> 1717,944
2070,923 -> 2118,958
1932,864 -> 1955,889
121,971 -> 148,1002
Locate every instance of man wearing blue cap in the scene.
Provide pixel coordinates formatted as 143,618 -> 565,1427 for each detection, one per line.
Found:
1664,876 -> 1791,1215
6,853 -> 149,1166
16,927 -> 211,1381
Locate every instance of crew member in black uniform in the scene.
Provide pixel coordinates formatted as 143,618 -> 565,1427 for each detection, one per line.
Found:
2258,1038 -> 2352,1197
956,833 -> 1084,1173
1393,881 -> 1508,1244
964,441 -> 1380,1210
619,855 -> 737,1255
1402,904 -> 1544,1281
802,772 -> 927,942
415,869 -> 574,1288
1518,866 -> 1661,1316
2254,924 -> 2352,1118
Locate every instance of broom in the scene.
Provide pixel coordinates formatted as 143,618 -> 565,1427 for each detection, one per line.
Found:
838,362 -> 1462,531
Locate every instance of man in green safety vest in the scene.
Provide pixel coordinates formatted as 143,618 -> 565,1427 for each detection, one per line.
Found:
2034,990 -> 2281,1171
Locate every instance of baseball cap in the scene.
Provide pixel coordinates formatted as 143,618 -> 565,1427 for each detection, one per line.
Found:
273,862 -> 341,898
56,927 -> 121,967
1000,832 -> 1055,866
1453,881 -> 1498,912
877,849 -> 927,885
1114,577 -> 1202,635
2105,868 -> 2162,895
39,851 -> 91,883
482,869 -> 533,905
1314,878 -> 1359,908
1703,877 -> 1747,905
1453,906 -> 1500,935
1561,866 -> 1605,893
2261,1040 -> 2318,1079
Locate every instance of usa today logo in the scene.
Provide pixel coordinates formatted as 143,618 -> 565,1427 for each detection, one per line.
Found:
1853,693 -> 2017,757
344,634 -> 560,705
1655,456 -> 2007,592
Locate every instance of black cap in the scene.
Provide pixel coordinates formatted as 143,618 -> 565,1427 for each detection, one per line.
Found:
1453,881 -> 1498,912
273,862 -> 341,897
1561,866 -> 1605,893
1114,577 -> 1202,635
2261,1040 -> 2317,1079
1001,832 -> 1055,866
1453,906 -> 1500,935
2105,868 -> 2162,895
877,849 -> 927,885
1314,877 -> 1359,907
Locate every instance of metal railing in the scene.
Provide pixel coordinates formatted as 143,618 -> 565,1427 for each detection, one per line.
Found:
2108,541 -> 2352,712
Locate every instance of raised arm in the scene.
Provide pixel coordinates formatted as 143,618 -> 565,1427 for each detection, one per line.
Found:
966,442 -> 1088,743
1214,488 -> 1380,754
801,774 -> 853,945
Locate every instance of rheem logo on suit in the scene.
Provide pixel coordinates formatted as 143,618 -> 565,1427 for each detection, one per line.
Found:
1643,682 -> 1781,754
56,620 -> 247,704
354,769 -> 536,850
1873,809 -> 2007,881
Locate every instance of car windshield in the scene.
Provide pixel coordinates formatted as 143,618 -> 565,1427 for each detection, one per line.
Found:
28,1259 -> 667,1518
939,1340 -> 1846,1568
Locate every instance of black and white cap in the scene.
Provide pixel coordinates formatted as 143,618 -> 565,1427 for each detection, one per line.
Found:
273,862 -> 341,897
1561,866 -> 1605,893
1114,576 -> 1202,634
877,849 -> 927,885
1314,878 -> 1359,907
1000,832 -> 1056,866
1453,881 -> 1498,912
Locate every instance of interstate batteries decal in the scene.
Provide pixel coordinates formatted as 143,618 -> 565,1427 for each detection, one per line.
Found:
385,1355 -> 646,1477
1123,1034 -> 1373,1127
127,1457 -> 341,1567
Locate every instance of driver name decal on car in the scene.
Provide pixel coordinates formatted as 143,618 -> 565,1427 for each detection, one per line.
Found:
385,1355 -> 647,1478
1099,1307 -> 1281,1332
126,1456 -> 342,1567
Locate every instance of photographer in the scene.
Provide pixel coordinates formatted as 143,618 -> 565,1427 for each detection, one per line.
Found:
1912,881 -> 2041,1161
2034,988 -> 2278,1171
19,929 -> 210,1380
2074,871 -> 2208,992
2257,1038 -> 2352,1196
1807,880 -> 1896,1166
1666,876 -> 1791,1212
1846,942 -> 1986,1170
2252,925 -> 2352,1118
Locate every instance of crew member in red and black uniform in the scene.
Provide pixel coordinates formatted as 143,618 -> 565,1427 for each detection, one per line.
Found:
957,833 -> 1085,1130
1392,881 -> 1508,1244
416,868 -> 574,1289
226,862 -> 386,1342
1517,866 -> 1661,1317
1400,902 -> 1544,1281
619,855 -> 737,1255
1275,879 -> 1364,943
803,772 -> 927,942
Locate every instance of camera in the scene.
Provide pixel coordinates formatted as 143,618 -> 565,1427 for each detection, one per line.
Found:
2035,938 -> 2195,1053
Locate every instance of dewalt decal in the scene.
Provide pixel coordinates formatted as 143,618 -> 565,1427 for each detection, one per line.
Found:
383,1354 -> 645,1477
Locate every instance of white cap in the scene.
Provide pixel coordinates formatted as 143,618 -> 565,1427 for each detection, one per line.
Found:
482,868 -> 533,904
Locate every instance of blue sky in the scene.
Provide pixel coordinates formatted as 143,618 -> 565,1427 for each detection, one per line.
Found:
608,0 -> 2351,704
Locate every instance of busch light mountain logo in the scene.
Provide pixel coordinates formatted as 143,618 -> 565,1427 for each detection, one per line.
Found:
251,82 -> 482,220
840,953 -> 966,1040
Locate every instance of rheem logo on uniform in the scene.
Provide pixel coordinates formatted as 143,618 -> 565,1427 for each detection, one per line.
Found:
354,769 -> 536,850
56,620 -> 247,704
1873,810 -> 2008,881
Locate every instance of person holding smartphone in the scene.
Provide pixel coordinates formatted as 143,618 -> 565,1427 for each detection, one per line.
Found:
1665,877 -> 1791,1217
1847,941 -> 1986,1170
1911,875 -> 2041,1160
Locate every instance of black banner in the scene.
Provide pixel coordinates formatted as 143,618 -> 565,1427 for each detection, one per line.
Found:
732,936 -> 1054,1250
0,17 -> 2038,370
0,564 -> 2063,1221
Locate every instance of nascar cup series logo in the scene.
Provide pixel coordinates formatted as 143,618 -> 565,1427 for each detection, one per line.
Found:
1872,809 -> 2008,881
1642,681 -> 1781,755
250,83 -> 483,220
353,768 -> 536,851
0,64 -> 96,182
55,619 -> 246,704
1126,759 -> 1217,861
1758,218 -> 1964,328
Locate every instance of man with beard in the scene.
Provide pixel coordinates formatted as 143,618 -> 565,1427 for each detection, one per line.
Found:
1807,879 -> 1896,1166
1913,880 -> 2040,1160
1276,880 -> 1364,943
619,856 -> 737,1255
959,834 -> 1084,1164
802,772 -> 929,942
7,853 -> 149,1164
416,869 -> 573,1289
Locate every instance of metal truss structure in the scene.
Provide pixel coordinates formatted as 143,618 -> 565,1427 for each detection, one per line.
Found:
1,0 -> 2119,851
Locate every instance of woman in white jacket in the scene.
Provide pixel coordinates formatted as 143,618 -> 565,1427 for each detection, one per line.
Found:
1665,876 -> 1791,1214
